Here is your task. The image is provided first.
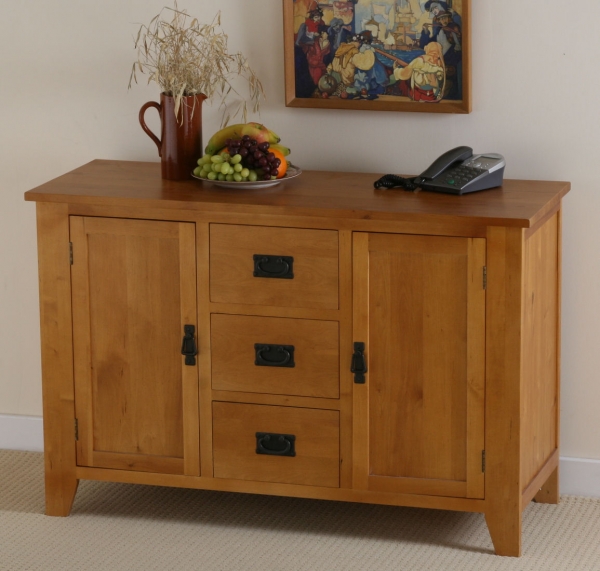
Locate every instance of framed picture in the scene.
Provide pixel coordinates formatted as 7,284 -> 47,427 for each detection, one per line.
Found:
283,0 -> 471,113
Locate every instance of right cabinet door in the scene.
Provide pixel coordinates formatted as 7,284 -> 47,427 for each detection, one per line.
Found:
353,232 -> 486,499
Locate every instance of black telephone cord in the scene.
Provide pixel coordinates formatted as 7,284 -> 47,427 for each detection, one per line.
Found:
373,174 -> 420,192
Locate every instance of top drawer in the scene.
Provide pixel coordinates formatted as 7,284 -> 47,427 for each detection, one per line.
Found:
210,224 -> 339,309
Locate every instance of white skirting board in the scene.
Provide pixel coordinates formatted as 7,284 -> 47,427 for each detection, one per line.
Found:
0,414 -> 44,452
0,414 -> 599,498
559,457 -> 600,498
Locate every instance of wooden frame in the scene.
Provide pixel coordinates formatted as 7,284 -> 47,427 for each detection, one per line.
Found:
283,0 -> 471,113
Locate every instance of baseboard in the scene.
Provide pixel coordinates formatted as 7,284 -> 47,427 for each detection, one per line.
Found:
560,457 -> 600,498
1,414 -> 599,497
0,414 -> 44,452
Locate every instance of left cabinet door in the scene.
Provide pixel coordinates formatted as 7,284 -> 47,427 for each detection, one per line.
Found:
70,217 -> 199,476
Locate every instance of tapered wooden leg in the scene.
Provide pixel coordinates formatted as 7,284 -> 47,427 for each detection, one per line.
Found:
37,202 -> 78,517
485,507 -> 522,557
485,226 -> 524,558
534,465 -> 560,504
45,473 -> 79,516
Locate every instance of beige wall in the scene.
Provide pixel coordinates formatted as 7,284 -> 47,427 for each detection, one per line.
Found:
1,0 -> 598,460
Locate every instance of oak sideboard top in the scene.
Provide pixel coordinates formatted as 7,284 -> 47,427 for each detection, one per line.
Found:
24,159 -> 570,228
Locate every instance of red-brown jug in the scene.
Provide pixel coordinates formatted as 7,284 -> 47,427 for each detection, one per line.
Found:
139,93 -> 206,181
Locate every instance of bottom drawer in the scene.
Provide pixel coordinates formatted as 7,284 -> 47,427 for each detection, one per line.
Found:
213,402 -> 340,488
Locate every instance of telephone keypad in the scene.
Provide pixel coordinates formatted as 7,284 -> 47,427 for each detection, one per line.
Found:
444,167 -> 486,187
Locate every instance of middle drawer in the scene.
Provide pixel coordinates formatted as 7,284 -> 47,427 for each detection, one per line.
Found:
211,314 -> 340,399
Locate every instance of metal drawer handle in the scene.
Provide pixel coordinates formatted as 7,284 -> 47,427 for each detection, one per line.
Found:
255,432 -> 296,457
253,255 -> 294,279
254,344 -> 295,368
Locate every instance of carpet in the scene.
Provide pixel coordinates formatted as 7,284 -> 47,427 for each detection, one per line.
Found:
1,450 -> 599,570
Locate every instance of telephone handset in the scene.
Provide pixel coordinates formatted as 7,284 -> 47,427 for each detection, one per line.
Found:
374,146 -> 506,195
417,146 -> 474,182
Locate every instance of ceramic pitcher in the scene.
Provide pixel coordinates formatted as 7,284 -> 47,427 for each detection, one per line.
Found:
139,93 -> 206,181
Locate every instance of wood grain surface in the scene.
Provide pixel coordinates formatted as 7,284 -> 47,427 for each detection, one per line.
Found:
24,160 -> 570,229
212,402 -> 340,487
209,223 -> 339,309
353,232 -> 485,499
70,217 -> 198,475
211,314 -> 339,398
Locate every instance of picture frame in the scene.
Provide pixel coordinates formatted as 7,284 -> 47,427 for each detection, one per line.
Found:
283,0 -> 471,114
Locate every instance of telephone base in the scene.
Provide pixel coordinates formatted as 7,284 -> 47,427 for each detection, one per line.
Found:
419,167 -> 505,195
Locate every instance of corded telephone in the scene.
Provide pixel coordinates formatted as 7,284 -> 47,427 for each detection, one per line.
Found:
374,146 -> 506,195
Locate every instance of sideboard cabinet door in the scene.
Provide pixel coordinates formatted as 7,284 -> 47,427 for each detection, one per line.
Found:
353,232 -> 486,499
70,217 -> 199,475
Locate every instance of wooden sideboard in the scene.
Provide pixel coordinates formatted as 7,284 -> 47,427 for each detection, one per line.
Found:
25,160 -> 570,556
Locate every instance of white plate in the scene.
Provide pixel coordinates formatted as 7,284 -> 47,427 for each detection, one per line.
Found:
192,165 -> 302,189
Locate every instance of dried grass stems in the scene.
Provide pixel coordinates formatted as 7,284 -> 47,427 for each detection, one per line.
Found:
129,3 -> 265,125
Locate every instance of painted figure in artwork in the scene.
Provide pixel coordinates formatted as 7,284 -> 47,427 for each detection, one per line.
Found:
303,7 -> 326,43
423,0 -> 462,27
326,18 -> 353,63
432,9 -> 462,99
295,7 -> 331,96
419,3 -> 462,99
292,0 -> 464,103
306,30 -> 332,85
328,31 -> 388,99
393,40 -> 444,101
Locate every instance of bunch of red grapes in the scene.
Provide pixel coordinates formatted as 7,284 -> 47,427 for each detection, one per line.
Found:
226,136 -> 282,181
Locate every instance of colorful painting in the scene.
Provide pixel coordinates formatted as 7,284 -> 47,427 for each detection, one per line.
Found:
283,0 -> 470,113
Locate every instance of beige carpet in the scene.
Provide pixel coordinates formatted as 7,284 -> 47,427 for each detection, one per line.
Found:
1,451 -> 599,571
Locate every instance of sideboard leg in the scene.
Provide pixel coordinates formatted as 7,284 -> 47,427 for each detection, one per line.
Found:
485,507 -> 522,557
45,472 -> 79,517
485,226 -> 524,557
534,465 -> 560,504
36,202 -> 78,517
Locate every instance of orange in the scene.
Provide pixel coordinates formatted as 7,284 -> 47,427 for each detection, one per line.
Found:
270,149 -> 288,179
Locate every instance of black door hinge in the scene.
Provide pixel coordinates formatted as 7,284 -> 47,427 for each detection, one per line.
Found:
74,418 -> 79,441
483,266 -> 487,290
69,242 -> 73,265
482,450 -> 486,472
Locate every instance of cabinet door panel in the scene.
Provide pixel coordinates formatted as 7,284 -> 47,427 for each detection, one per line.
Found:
70,217 -> 198,475
353,233 -> 485,498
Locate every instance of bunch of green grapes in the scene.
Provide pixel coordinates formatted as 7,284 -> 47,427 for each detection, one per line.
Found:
193,152 -> 260,182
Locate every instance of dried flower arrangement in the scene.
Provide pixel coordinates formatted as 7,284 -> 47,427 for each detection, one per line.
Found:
129,2 -> 265,125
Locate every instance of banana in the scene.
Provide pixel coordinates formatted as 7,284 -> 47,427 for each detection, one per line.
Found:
265,126 -> 282,144
242,122 -> 281,145
269,143 -> 291,156
204,123 -> 247,155
205,122 -> 282,155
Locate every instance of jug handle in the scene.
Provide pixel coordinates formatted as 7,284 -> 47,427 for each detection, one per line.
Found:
139,101 -> 162,156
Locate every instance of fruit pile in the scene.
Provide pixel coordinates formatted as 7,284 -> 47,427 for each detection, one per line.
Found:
194,122 -> 291,183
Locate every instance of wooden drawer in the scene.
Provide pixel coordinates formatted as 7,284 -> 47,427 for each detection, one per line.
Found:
212,402 -> 340,487
209,224 -> 339,309
211,314 -> 339,398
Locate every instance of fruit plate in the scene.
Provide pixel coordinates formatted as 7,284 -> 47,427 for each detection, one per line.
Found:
192,165 -> 302,189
